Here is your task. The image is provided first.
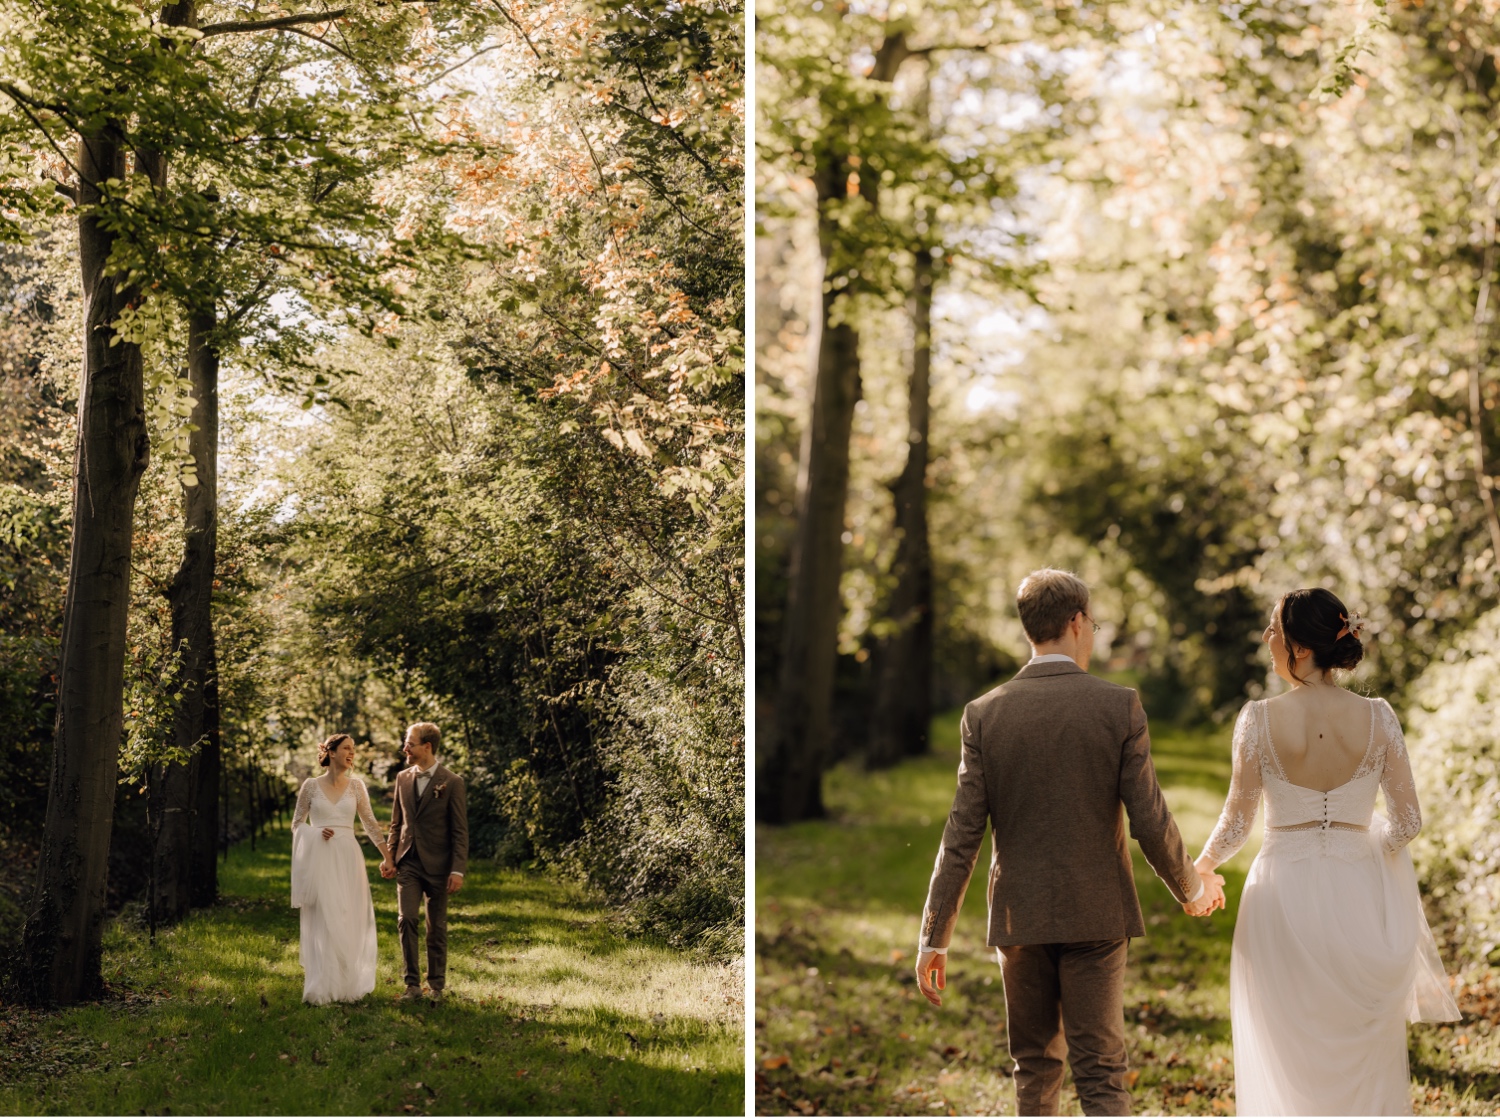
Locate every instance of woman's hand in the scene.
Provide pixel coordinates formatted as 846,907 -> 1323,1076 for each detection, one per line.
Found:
321,827 -> 335,841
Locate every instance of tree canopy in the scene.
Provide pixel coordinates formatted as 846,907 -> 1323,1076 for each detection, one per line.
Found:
757,0 -> 1500,960
0,0 -> 744,998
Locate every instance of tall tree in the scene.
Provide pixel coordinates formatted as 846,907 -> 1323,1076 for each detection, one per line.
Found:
3,0 -> 466,1001
758,28 -> 913,823
153,308 -> 218,920
756,5 -> 1063,815
866,242 -> 937,767
20,120 -> 150,1002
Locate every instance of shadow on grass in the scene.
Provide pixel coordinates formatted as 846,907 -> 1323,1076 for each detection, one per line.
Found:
0,822 -> 742,1117
757,709 -> 1493,1116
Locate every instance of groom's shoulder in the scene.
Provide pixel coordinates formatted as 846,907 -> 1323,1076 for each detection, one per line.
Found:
973,668 -> 1137,710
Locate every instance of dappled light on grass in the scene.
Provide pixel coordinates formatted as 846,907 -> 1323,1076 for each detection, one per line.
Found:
0,823 -> 742,1116
756,716 -> 1491,1116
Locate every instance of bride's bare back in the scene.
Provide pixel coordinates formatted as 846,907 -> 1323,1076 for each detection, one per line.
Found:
1263,686 -> 1374,791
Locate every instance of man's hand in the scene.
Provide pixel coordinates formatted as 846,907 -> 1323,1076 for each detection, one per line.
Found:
379,860 -> 396,880
321,827 -> 335,842
1184,869 -> 1226,916
915,950 -> 946,1008
447,873 -> 463,895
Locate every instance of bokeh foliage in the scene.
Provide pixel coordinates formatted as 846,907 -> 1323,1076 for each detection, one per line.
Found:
1,0 -> 743,958
757,0 -> 1500,961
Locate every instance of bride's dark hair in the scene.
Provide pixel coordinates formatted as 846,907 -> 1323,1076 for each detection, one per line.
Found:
1276,588 -> 1364,680
318,734 -> 354,768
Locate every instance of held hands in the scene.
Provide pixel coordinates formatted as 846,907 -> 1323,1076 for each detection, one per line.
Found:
915,950 -> 946,1008
379,859 -> 396,879
1183,866 -> 1226,917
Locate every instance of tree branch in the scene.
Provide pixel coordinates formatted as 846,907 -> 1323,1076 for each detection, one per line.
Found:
419,42 -> 506,89
488,0 -> 543,60
199,8 -> 349,37
284,24 -> 361,64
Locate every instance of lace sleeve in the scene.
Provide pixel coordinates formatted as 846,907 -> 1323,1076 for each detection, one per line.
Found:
353,779 -> 385,847
1199,702 -> 1264,868
1375,699 -> 1421,854
292,779 -> 314,828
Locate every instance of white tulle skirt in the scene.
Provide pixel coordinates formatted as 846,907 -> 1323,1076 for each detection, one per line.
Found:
1230,822 -> 1459,1116
290,824 -> 378,1005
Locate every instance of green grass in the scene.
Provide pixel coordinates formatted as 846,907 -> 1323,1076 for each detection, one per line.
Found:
0,820 -> 744,1116
756,701 -> 1499,1116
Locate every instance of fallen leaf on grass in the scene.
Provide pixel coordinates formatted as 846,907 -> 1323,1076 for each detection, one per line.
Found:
1124,1070 -> 1140,1088
1211,1098 -> 1234,1114
890,950 -> 906,964
762,1055 -> 790,1070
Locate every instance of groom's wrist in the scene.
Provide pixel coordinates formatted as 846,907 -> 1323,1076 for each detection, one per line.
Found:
1185,876 -> 1205,903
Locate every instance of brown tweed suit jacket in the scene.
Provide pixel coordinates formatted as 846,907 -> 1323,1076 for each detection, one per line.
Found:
920,661 -> 1200,948
388,763 -> 469,878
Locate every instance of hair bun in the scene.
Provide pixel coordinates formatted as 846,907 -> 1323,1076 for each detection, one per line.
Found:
1327,633 -> 1364,672
1277,588 -> 1365,678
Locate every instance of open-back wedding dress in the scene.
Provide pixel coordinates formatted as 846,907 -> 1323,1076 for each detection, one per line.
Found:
290,776 -> 383,1004
1201,696 -> 1459,1116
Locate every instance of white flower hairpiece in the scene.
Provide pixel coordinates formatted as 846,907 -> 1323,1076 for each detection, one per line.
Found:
1337,611 -> 1367,640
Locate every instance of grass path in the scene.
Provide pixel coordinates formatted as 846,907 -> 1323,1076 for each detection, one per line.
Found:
0,819 -> 743,1116
755,704 -> 1499,1116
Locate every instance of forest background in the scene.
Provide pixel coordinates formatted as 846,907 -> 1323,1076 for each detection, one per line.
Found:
757,0 -> 1500,1003
0,0 -> 745,1010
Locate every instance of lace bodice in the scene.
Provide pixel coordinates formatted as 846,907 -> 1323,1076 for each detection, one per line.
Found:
292,776 -> 385,846
1200,697 -> 1421,865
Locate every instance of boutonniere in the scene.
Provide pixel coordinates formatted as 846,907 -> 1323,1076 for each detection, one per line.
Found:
431,781 -> 448,800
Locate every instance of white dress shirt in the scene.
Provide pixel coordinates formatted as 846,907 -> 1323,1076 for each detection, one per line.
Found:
415,759 -> 438,798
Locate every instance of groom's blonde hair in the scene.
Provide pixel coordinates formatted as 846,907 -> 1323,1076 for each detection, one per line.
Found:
407,722 -> 441,752
1016,569 -> 1090,644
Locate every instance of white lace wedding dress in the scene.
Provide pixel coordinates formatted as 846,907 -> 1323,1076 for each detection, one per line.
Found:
290,776 -> 383,1004
1200,697 -> 1459,1115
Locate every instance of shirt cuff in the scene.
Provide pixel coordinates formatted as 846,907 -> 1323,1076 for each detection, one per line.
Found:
451,872 -> 464,878
918,943 -> 947,955
1185,875 -> 1204,903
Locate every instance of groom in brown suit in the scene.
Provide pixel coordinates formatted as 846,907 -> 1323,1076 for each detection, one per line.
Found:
381,722 -> 468,1003
916,569 -> 1224,1116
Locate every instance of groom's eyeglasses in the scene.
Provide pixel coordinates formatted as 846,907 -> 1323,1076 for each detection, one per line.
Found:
1080,612 -> 1101,635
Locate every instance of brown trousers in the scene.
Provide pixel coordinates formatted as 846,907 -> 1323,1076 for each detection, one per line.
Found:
999,939 -> 1131,1117
396,856 -> 449,991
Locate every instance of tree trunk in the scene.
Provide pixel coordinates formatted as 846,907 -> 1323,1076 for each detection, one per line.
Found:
757,34 -> 912,823
191,663 -> 220,904
866,246 -> 936,768
20,129 -> 148,1005
153,308 -> 218,923
759,275 -> 860,823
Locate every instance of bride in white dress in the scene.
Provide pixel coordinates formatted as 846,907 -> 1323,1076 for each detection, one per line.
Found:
1195,588 -> 1459,1115
290,734 -> 390,1005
